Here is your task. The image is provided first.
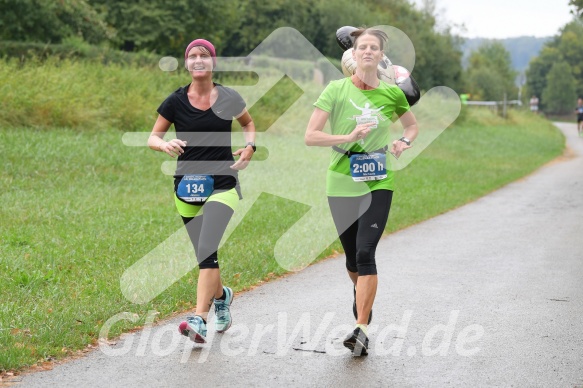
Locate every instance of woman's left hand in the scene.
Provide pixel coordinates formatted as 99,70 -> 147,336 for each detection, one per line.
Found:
230,147 -> 254,170
390,139 -> 411,159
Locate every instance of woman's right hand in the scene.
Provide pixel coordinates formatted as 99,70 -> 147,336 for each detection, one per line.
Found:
160,139 -> 187,158
347,122 -> 374,143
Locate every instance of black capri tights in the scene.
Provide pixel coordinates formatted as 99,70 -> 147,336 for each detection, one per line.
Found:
181,201 -> 234,269
328,190 -> 393,276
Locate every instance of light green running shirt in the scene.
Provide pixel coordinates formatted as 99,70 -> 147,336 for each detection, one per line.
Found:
314,77 -> 410,197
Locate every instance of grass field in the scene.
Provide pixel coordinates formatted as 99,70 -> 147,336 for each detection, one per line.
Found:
0,58 -> 566,372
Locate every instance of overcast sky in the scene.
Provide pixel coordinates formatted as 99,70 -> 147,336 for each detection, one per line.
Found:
411,0 -> 576,39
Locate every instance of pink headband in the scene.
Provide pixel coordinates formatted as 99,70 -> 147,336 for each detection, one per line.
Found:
184,39 -> 217,67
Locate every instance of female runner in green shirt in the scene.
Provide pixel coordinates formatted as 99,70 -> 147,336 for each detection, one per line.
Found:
305,27 -> 418,356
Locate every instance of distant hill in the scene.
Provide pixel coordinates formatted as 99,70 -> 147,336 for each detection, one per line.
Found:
462,36 -> 553,73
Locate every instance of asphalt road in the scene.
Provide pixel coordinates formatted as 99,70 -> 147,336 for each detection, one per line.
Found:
16,123 -> 583,387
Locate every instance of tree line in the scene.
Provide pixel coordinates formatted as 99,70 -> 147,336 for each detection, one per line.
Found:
0,0 -> 463,91
520,0 -> 583,115
2,0 -> 582,114
460,1 -> 583,115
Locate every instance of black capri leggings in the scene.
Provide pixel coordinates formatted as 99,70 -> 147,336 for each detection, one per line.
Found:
181,201 -> 234,269
328,190 -> 393,276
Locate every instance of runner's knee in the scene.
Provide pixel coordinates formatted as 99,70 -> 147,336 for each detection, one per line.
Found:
345,256 -> 357,273
356,247 -> 377,276
198,252 -> 219,269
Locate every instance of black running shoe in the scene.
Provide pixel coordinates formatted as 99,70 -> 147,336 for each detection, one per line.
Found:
353,287 -> 372,324
343,326 -> 369,356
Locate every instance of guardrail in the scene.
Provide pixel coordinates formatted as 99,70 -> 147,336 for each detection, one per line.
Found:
465,100 -> 522,106
464,100 -> 523,117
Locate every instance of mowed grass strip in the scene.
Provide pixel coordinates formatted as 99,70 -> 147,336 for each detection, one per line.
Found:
388,108 -> 565,231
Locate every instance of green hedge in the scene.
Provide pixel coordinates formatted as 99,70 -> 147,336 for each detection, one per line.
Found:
0,40 -> 160,67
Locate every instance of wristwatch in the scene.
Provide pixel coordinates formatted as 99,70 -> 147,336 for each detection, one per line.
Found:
246,142 -> 256,152
398,137 -> 411,146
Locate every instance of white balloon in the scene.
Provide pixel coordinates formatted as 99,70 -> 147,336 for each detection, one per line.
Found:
158,56 -> 178,72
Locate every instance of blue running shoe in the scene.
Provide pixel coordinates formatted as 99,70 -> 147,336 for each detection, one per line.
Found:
214,286 -> 233,333
179,316 -> 207,343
